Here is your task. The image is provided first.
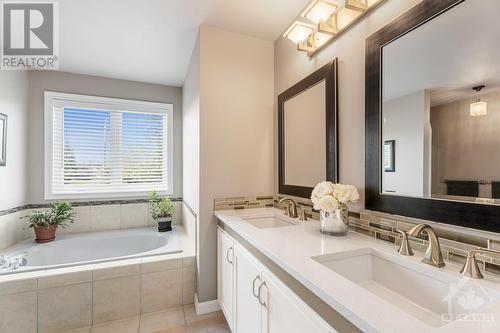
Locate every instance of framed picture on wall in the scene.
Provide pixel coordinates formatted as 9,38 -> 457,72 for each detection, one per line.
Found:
383,140 -> 395,172
0,113 -> 7,166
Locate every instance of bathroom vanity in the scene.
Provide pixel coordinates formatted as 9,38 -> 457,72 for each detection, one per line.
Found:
216,208 -> 500,332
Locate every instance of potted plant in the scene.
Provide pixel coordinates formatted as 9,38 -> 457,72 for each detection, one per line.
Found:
311,182 -> 359,236
21,202 -> 75,243
149,191 -> 176,232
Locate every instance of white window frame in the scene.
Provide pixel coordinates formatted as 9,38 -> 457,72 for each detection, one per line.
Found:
44,91 -> 174,200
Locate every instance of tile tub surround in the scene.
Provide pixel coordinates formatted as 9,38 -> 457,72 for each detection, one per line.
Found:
216,208 -> 500,332
52,305 -> 227,333
0,255 -> 197,333
273,195 -> 500,276
0,200 -> 184,250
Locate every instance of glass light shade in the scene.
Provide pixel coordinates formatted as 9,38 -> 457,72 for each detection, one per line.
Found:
470,100 -> 487,116
302,0 -> 337,24
283,21 -> 315,44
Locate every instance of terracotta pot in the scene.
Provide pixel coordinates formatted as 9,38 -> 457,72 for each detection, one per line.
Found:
34,225 -> 58,243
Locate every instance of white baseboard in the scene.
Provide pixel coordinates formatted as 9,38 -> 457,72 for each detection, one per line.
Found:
194,293 -> 221,315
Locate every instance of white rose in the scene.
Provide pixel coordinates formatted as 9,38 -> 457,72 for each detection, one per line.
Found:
311,181 -> 334,201
332,184 -> 359,203
348,185 -> 360,202
318,195 -> 339,212
311,196 -> 321,211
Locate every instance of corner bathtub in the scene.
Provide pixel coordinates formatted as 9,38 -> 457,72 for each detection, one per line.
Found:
0,227 -> 182,274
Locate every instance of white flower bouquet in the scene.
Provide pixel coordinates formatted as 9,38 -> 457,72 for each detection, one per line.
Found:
311,181 -> 359,212
311,181 -> 359,235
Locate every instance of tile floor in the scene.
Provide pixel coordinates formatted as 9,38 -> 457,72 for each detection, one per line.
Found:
62,305 -> 230,333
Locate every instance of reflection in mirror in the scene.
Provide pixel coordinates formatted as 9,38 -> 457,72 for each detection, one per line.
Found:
284,81 -> 326,187
381,0 -> 500,204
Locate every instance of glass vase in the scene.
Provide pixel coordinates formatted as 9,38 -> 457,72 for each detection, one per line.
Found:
320,208 -> 349,236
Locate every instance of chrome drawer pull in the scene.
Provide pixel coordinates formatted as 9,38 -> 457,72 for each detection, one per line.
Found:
257,281 -> 267,307
252,275 -> 261,298
226,246 -> 234,264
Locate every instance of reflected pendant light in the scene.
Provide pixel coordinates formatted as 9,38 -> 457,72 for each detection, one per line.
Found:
470,85 -> 487,117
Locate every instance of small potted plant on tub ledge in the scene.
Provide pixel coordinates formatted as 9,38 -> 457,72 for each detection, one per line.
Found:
149,191 -> 176,232
21,202 -> 75,243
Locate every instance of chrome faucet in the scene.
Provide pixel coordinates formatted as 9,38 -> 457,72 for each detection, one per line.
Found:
408,224 -> 445,268
461,248 -> 500,279
278,197 -> 299,218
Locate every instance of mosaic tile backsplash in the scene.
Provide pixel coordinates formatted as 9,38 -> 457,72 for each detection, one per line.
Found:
214,196 -> 274,211
215,195 -> 500,276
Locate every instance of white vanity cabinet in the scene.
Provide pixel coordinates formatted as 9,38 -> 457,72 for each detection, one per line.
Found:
234,244 -> 263,333
217,227 -> 335,333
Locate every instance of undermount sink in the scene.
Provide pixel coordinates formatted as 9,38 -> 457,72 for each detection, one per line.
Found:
242,214 -> 300,229
313,248 -> 500,327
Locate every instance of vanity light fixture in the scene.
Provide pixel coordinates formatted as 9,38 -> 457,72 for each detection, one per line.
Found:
283,21 -> 315,44
284,0 -> 386,57
470,85 -> 487,117
345,0 -> 368,12
302,0 -> 338,24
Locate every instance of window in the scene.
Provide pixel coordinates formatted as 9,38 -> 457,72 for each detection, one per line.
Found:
44,92 -> 173,199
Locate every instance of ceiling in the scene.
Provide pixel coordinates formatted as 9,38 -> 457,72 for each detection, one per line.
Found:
59,0 -> 310,87
382,0 -> 500,107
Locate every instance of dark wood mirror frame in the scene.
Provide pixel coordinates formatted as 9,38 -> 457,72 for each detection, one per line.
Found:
365,0 -> 500,233
278,59 -> 338,198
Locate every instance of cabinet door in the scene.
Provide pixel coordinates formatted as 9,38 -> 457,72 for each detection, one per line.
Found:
217,228 -> 235,328
261,271 -> 333,333
234,246 -> 263,333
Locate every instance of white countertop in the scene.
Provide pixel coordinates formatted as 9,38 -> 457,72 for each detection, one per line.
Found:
215,208 -> 500,333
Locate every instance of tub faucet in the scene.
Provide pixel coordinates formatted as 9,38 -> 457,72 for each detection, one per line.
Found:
278,197 -> 299,218
5,253 -> 28,270
0,255 -> 6,267
408,224 -> 445,268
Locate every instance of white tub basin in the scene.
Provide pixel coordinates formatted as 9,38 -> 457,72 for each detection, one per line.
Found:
0,227 -> 182,274
312,248 -> 500,327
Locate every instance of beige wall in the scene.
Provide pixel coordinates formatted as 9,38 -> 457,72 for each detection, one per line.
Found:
431,90 -> 500,198
274,0 -> 422,210
182,35 -> 201,296
195,26 -> 274,302
27,71 -> 183,203
183,36 -> 201,214
0,71 -> 29,210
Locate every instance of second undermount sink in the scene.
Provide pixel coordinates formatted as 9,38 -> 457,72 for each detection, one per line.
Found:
313,248 -> 500,327
242,214 -> 300,229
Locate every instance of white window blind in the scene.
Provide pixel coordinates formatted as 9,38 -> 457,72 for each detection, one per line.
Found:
44,92 -> 173,199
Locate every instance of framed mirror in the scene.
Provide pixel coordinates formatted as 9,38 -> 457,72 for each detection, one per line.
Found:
278,59 -> 338,198
365,0 -> 500,232
0,113 -> 6,166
